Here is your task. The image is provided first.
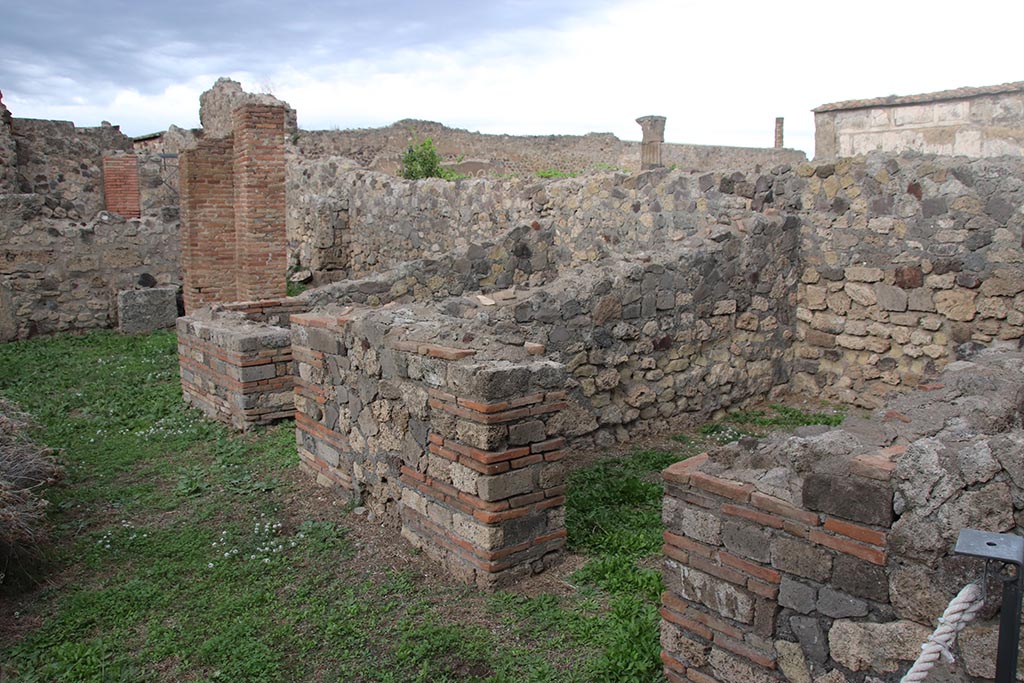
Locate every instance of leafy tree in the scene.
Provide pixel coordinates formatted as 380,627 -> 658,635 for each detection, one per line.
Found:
399,139 -> 463,181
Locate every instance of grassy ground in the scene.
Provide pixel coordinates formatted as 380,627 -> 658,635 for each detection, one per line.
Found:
0,330 -> 841,682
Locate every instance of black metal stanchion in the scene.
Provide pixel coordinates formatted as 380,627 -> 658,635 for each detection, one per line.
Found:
954,529 -> 1024,683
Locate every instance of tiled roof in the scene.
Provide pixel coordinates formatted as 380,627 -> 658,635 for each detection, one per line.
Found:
813,81 -> 1024,113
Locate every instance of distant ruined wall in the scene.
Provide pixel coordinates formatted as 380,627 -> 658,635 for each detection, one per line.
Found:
294,119 -> 805,177
815,82 -> 1024,160
0,194 -> 180,339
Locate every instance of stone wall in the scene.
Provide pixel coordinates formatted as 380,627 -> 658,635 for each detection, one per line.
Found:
0,92 -> 16,194
177,300 -> 304,430
180,186 -> 802,585
286,160 -> 800,281
0,194 -> 181,339
815,81 -> 1024,160
659,344 -> 1024,683
295,119 -> 805,177
199,78 -> 297,139
0,94 -> 183,340
792,154 -> 1024,408
10,118 -> 133,219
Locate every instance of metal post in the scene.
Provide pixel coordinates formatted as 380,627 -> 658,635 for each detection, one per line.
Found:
954,529 -> 1024,683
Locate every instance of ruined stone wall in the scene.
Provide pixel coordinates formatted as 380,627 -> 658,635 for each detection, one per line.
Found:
792,154 -> 1024,408
0,194 -> 180,339
815,82 -> 1024,159
286,160 -> 799,281
294,119 -> 805,177
199,78 -> 297,138
485,216 -> 800,449
291,306 -> 568,588
10,118 -> 133,218
0,93 -> 16,195
660,345 -> 1024,683
0,95 -> 184,340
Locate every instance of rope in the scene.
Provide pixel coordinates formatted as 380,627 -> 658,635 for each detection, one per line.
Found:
900,581 -> 986,682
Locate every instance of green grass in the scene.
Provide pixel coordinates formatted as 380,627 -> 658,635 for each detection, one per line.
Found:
535,169 -> 578,179
0,330 -> 704,682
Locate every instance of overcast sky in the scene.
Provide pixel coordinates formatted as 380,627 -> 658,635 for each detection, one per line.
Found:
2,0 -> 1022,156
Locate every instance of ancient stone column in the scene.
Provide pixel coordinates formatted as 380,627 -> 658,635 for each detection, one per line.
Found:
774,117 -> 785,149
636,116 -> 667,170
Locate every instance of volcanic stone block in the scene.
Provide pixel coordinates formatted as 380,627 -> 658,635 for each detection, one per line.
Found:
118,286 -> 179,335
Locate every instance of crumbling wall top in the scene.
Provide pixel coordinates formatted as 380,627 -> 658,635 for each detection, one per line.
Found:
198,77 -> 297,138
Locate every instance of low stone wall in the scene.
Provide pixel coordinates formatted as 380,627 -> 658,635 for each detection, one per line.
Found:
178,223 -> 560,431
660,344 -> 1024,683
793,154 -> 1024,407
291,305 -> 567,588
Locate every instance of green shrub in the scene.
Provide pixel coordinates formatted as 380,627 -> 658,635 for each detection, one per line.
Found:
399,139 -> 465,181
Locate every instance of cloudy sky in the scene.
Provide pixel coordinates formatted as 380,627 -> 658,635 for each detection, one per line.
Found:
2,0 -> 1022,156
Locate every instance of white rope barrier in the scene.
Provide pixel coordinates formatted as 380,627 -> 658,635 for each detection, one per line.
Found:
900,581 -> 986,683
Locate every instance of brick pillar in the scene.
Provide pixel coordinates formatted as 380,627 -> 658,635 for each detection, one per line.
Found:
180,138 -> 236,312
102,155 -> 141,218
232,104 -> 286,301
774,117 -> 785,149
636,115 -> 667,170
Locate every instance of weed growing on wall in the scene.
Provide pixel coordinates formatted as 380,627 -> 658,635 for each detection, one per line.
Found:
535,169 -> 579,179
399,138 -> 466,181
699,403 -> 845,442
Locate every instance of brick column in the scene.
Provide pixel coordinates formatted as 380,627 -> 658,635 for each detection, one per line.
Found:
774,117 -> 784,149
406,361 -> 568,589
102,154 -> 141,218
180,138 -> 236,312
232,104 -> 286,301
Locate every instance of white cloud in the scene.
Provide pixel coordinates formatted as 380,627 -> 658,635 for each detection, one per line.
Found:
5,0 -> 1023,156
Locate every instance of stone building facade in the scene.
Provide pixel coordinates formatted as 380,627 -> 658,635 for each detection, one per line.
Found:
814,81 -> 1024,160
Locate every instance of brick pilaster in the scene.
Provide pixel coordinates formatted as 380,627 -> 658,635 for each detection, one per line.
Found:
180,138 -> 236,312
232,104 -> 286,301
